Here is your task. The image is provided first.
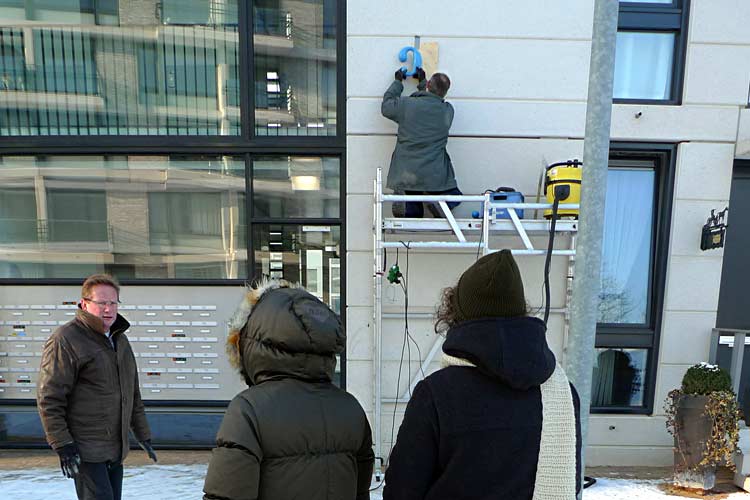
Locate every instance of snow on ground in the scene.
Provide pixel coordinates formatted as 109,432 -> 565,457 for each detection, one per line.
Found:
1,465 -> 205,500
1,465 -> 749,499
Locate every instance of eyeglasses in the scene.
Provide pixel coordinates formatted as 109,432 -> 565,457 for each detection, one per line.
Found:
83,298 -> 120,307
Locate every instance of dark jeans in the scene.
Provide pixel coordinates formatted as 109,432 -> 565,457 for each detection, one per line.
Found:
401,187 -> 463,218
74,461 -> 123,500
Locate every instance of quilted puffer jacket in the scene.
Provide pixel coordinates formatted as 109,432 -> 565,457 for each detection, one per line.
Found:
203,282 -> 374,500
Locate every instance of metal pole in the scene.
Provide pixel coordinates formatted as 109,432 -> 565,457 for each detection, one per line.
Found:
729,332 -> 746,395
373,168 -> 384,475
563,0 -> 618,495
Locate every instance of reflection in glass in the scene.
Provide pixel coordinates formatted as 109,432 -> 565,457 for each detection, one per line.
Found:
0,410 -> 222,447
592,348 -> 647,407
253,224 -> 340,313
599,166 -> 655,324
614,31 -> 675,100
0,155 -> 247,279
134,412 -> 222,446
0,410 -> 46,445
0,1 -> 240,135
253,156 -> 339,218
254,0 -> 337,136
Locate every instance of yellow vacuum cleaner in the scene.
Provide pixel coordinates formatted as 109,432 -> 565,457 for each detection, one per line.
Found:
544,159 -> 582,219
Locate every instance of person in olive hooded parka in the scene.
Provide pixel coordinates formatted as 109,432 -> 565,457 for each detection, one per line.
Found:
384,250 -> 582,500
203,280 -> 374,500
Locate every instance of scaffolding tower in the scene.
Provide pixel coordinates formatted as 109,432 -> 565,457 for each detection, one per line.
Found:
371,167 -> 580,466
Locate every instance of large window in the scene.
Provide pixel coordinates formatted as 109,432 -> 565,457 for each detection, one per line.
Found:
591,145 -> 675,413
253,0 -> 337,136
0,154 -> 342,283
0,0 -> 340,137
0,155 -> 248,279
253,224 -> 341,313
0,2 -> 241,135
615,1 -> 689,103
253,156 -> 340,218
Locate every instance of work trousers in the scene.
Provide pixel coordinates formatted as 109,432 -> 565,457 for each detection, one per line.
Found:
73,461 -> 123,500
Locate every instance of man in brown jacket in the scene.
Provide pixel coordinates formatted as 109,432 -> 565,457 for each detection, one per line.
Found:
37,274 -> 156,500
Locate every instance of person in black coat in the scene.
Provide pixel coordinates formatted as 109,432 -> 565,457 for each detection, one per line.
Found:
384,250 -> 582,500
203,280 -> 374,500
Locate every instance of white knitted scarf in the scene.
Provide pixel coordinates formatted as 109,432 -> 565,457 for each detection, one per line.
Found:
441,354 -> 577,499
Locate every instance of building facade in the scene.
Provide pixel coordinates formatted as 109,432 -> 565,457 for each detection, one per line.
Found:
1,0 -> 749,466
0,0 -> 345,447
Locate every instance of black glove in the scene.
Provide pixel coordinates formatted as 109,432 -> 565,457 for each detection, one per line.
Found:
139,439 -> 158,463
414,67 -> 426,82
394,68 -> 407,81
56,442 -> 81,478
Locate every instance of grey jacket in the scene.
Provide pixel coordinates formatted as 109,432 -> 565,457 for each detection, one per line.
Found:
37,309 -> 150,463
381,80 -> 457,192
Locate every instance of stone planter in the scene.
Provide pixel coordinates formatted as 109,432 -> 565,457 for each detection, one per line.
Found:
673,394 -> 716,491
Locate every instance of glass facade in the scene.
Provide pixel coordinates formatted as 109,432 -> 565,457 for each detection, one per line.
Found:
253,0 -> 336,136
0,2 -> 241,135
253,224 -> 340,312
0,155 -> 248,279
253,156 -> 339,218
0,0 -> 344,445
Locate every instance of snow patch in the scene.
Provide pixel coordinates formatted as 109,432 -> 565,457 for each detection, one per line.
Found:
2,466 -> 749,499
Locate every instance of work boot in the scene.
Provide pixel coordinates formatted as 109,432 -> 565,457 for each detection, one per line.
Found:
391,201 -> 406,218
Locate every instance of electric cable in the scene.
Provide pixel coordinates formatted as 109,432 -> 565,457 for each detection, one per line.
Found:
387,242 -> 408,466
543,197 -> 560,325
399,242 -> 425,382
543,184 -> 595,490
387,241 -> 426,471
388,291 -> 408,465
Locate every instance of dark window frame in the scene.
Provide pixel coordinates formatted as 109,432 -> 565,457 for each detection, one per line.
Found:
592,142 -> 676,415
614,0 -> 690,105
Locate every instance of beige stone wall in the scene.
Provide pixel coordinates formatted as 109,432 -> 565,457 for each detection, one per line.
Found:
346,0 -> 750,466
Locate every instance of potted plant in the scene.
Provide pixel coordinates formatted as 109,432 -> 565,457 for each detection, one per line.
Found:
665,362 -> 741,492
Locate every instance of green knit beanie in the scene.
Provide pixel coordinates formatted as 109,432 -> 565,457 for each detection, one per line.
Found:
452,249 -> 526,320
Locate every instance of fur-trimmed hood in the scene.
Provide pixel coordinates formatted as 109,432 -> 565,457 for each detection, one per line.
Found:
227,279 -> 344,386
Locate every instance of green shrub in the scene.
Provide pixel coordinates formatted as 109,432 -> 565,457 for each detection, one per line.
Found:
681,363 -> 732,395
